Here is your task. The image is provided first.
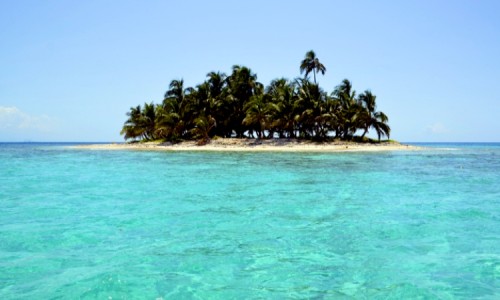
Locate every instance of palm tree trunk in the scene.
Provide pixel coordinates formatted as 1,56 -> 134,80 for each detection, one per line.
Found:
361,128 -> 368,139
313,70 -> 316,84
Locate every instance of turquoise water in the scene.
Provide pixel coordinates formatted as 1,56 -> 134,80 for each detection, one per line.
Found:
0,143 -> 499,299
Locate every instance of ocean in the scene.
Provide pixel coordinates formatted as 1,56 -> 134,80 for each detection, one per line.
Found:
0,143 -> 499,299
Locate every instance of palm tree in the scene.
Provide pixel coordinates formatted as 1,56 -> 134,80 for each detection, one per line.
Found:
156,79 -> 192,141
141,102 -> 157,140
358,90 -> 391,141
190,115 -> 216,144
321,95 -> 343,138
226,65 -> 260,137
206,71 -> 226,99
266,78 -> 297,138
295,79 -> 328,139
206,72 -> 231,137
332,79 -> 359,140
121,105 -> 144,140
243,93 -> 268,139
300,50 -> 326,84
164,79 -> 185,103
371,111 -> 391,141
120,103 -> 157,140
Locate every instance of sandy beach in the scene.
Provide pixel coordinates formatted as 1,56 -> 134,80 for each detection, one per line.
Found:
72,138 -> 421,152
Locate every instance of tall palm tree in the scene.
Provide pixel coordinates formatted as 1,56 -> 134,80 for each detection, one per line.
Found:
358,90 -> 391,141
226,65 -> 260,137
300,50 -> 326,84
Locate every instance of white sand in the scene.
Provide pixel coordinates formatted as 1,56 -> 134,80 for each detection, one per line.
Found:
71,138 -> 421,152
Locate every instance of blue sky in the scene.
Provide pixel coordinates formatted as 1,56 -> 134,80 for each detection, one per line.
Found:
1,0 -> 499,142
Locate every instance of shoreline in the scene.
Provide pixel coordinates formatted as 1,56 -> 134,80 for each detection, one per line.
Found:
71,138 -> 422,152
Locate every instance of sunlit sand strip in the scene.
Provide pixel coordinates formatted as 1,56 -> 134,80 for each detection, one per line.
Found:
71,139 -> 423,152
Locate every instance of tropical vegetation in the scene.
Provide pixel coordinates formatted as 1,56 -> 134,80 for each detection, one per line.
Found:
121,50 -> 391,143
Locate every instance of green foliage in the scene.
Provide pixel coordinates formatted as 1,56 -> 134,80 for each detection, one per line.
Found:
300,50 -> 326,84
121,51 -> 391,142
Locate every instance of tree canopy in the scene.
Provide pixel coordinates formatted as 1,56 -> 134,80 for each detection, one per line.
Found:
300,50 -> 326,84
121,51 -> 390,143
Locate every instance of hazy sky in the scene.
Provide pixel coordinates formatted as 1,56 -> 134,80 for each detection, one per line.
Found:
1,0 -> 499,142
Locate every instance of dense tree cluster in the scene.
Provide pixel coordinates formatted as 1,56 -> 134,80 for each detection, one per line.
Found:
121,51 -> 390,143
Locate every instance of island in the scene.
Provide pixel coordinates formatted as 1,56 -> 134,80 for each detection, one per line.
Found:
83,51 -> 417,152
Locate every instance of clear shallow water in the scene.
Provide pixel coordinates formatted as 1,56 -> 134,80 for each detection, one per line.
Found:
0,143 -> 499,299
